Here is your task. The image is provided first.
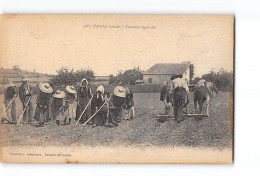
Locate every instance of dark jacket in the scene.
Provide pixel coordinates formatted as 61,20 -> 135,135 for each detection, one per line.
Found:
125,91 -> 134,110
19,83 -> 33,104
36,92 -> 51,108
77,87 -> 91,100
4,86 -> 16,100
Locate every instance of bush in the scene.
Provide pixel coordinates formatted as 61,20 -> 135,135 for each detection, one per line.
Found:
50,67 -> 95,86
201,69 -> 233,91
109,69 -> 143,85
0,78 -> 10,85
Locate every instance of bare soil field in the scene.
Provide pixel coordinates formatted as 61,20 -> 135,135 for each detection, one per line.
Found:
0,92 -> 233,149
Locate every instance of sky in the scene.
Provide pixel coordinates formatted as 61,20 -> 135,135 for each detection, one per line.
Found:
0,15 -> 234,77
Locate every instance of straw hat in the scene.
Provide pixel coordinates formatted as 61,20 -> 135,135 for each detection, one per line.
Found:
53,90 -> 66,98
66,85 -> 77,94
114,86 -> 126,98
39,83 -> 53,94
96,85 -> 104,94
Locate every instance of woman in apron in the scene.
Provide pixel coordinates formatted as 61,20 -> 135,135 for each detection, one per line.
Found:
64,85 -> 77,125
76,78 -> 92,124
34,83 -> 53,127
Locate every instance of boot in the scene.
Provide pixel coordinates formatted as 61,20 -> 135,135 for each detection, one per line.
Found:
56,120 -> 60,126
39,122 -> 44,127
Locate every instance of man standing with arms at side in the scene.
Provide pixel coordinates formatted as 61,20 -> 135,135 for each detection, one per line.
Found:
19,76 -> 33,124
171,74 -> 189,123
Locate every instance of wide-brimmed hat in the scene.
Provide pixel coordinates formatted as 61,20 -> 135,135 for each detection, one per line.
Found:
66,85 -> 77,94
114,86 -> 126,98
97,85 -> 104,94
53,90 -> 66,98
39,83 -> 53,94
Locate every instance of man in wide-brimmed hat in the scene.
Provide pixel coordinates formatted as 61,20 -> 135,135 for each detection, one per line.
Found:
34,83 -> 53,127
107,86 -> 126,127
19,76 -> 33,124
64,85 -> 77,125
76,78 -> 92,123
1,81 -> 17,123
50,90 -> 66,126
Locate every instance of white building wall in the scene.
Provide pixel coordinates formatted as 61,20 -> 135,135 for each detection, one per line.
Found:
143,67 -> 190,85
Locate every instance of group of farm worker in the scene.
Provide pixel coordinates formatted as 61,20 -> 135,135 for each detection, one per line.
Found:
160,74 -> 215,123
1,77 -> 135,128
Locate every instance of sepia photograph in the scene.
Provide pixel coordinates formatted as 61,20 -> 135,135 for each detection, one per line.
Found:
0,14 -> 234,163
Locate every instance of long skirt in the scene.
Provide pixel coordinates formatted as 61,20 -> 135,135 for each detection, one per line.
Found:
76,98 -> 91,122
51,106 -> 64,122
108,107 -> 122,125
64,102 -> 76,119
92,106 -> 108,126
22,96 -> 33,123
68,102 -> 77,118
2,98 -> 16,122
92,111 -> 107,126
34,104 -> 49,123
123,106 -> 135,120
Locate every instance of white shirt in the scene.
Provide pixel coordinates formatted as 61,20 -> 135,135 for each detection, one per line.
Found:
195,79 -> 206,89
172,78 -> 189,93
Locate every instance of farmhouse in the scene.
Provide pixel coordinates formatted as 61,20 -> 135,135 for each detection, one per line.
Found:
143,63 -> 191,84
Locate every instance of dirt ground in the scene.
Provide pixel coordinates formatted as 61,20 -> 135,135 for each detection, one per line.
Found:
0,92 -> 233,149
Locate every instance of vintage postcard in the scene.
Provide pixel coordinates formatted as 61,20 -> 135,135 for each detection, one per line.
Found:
0,14 -> 234,163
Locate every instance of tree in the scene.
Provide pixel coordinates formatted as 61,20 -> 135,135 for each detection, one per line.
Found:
109,74 -> 117,84
201,68 -> 233,91
75,69 -> 95,83
12,65 -> 21,71
50,67 -> 95,86
0,78 -> 10,85
109,69 -> 143,85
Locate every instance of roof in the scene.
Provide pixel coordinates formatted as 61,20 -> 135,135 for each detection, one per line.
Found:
144,63 -> 189,75
94,76 -> 110,80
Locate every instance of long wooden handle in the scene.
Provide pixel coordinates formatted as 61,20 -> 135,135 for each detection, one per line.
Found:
17,97 -> 32,125
0,96 -> 17,117
76,96 -> 93,125
83,101 -> 107,125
